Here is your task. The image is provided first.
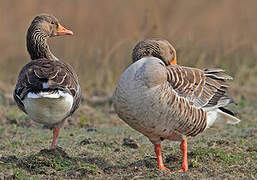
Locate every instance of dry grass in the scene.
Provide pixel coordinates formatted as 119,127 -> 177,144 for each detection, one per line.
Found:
0,0 -> 257,97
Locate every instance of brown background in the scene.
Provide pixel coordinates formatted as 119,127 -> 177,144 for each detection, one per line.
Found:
0,0 -> 256,99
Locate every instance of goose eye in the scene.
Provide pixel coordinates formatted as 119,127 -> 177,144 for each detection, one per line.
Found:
51,21 -> 55,25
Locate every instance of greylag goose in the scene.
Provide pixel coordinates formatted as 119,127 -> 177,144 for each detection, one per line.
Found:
112,39 -> 240,172
13,14 -> 81,149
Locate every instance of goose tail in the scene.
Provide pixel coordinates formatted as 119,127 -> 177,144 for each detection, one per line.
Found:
206,107 -> 240,128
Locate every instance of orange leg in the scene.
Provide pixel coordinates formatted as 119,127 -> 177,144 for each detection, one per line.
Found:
154,144 -> 170,171
50,127 -> 60,149
178,139 -> 188,172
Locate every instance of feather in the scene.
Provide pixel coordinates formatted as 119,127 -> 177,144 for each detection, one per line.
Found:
13,59 -> 81,115
166,65 -> 234,109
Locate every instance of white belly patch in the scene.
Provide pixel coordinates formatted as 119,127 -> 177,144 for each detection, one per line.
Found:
23,91 -> 73,125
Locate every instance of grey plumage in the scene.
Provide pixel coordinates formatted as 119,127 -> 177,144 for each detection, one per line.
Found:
13,14 -> 81,148
14,59 -> 81,120
112,39 -> 240,171
14,15 -> 81,126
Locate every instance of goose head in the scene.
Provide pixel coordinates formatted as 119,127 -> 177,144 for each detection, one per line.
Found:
26,14 -> 73,60
29,14 -> 73,37
132,39 -> 177,66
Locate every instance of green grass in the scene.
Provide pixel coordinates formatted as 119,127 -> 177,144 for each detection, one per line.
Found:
0,97 -> 256,179
0,84 -> 256,179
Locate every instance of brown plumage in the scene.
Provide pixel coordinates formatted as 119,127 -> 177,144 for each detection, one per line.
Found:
13,14 -> 81,149
112,39 -> 240,171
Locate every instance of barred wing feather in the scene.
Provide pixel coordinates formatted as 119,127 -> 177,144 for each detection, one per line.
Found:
166,65 -> 234,109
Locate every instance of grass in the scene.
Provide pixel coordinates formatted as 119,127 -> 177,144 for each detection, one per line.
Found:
0,92 -> 256,179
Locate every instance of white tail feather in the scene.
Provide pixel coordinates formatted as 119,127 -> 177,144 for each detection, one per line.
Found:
27,91 -> 70,99
206,109 -> 240,128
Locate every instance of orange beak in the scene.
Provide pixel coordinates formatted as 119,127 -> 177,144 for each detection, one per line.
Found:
57,24 -> 73,36
170,57 -> 177,65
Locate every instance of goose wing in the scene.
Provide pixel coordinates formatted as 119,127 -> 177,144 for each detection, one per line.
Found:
13,59 -> 81,115
166,65 -> 233,109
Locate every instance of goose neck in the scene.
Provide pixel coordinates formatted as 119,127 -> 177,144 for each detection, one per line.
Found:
26,25 -> 58,61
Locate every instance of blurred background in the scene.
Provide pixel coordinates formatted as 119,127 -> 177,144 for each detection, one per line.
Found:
0,0 -> 257,114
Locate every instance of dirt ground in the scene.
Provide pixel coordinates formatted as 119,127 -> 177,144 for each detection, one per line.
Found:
0,92 -> 256,179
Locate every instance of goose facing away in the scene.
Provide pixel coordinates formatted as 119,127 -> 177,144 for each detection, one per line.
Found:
13,14 -> 81,149
112,39 -> 240,171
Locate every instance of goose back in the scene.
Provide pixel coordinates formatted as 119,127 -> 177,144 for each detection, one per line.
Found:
14,58 -> 81,118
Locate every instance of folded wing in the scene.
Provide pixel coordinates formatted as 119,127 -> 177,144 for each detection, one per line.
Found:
13,59 -> 81,115
166,65 -> 234,109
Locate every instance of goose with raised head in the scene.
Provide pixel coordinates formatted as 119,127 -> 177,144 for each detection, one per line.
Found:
112,39 -> 240,171
13,14 -> 81,149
